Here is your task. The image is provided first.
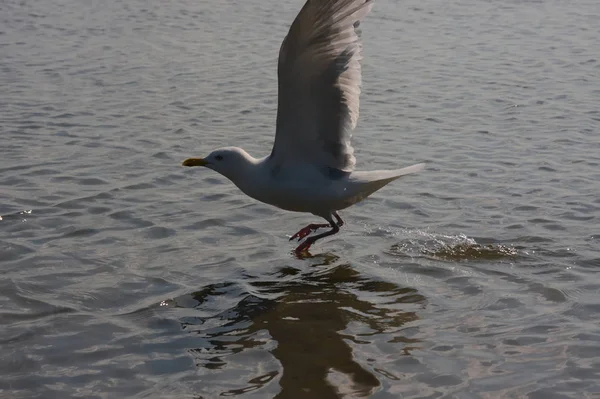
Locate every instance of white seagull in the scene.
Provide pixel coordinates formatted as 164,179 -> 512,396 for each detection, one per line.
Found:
183,0 -> 425,254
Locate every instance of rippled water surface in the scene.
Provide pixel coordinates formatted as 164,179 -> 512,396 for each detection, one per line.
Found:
2,0 -> 600,397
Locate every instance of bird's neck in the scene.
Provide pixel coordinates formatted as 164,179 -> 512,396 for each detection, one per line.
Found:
225,152 -> 258,182
228,154 -> 268,200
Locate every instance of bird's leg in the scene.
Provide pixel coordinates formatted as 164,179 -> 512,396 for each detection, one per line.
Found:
289,223 -> 330,241
333,211 -> 344,227
289,212 -> 344,241
295,218 -> 340,253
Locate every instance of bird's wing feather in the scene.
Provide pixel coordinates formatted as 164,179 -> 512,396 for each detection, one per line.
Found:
270,0 -> 374,172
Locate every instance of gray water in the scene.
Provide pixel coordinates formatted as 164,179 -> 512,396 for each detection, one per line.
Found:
1,0 -> 599,397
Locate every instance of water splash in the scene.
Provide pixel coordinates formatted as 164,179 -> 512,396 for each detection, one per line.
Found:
388,229 -> 518,261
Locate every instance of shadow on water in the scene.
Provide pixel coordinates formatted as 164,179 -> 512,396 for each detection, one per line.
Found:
174,253 -> 424,398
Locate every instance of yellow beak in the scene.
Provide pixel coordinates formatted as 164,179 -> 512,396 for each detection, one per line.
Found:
182,158 -> 208,167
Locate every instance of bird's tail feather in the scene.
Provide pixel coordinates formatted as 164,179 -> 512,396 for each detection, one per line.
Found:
353,162 -> 426,183
349,163 -> 426,200
386,162 -> 426,180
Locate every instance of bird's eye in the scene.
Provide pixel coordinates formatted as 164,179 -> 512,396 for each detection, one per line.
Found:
215,155 -> 223,161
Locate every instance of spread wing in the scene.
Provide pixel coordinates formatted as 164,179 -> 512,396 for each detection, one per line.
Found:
270,0 -> 374,172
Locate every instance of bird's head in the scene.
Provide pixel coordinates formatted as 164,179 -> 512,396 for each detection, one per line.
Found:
182,147 -> 255,182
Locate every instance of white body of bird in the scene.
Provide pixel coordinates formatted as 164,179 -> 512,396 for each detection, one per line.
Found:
237,156 -> 425,218
187,147 -> 424,220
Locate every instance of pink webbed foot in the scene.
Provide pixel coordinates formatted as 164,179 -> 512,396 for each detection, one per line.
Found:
291,213 -> 344,255
294,239 -> 314,254
289,223 -> 330,242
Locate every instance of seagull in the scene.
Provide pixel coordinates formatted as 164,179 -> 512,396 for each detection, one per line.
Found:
182,0 -> 425,254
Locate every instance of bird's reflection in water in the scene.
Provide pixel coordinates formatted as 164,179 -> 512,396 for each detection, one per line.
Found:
178,253 -> 424,398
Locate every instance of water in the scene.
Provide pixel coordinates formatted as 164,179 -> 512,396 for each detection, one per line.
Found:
1,0 -> 599,397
